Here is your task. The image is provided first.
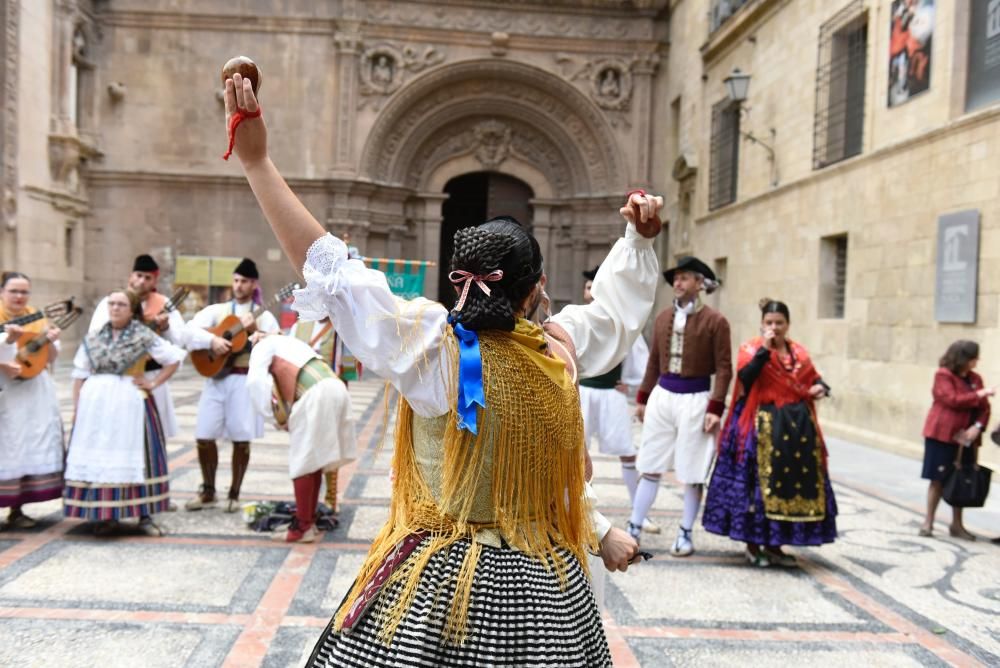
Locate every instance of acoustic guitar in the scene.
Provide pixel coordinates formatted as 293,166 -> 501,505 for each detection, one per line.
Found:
0,298 -> 75,334
14,306 -> 84,380
190,282 -> 298,378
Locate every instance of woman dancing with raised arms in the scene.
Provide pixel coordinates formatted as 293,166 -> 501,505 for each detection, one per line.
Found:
223,70 -> 662,667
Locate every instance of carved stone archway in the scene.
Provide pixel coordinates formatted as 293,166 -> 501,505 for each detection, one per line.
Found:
361,59 -> 626,195
359,59 -> 627,305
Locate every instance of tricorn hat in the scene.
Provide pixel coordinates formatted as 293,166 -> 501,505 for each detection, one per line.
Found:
582,265 -> 600,281
132,254 -> 159,273
233,258 -> 259,280
663,256 -> 716,285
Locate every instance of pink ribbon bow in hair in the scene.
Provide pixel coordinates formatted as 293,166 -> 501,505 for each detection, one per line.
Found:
449,270 -> 504,311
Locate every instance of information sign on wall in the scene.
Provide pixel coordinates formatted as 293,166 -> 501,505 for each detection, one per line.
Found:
934,210 -> 981,323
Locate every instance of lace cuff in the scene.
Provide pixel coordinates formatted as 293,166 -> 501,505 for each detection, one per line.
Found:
293,234 -> 351,321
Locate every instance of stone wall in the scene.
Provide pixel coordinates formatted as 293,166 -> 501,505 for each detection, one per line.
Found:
665,0 -> 1000,466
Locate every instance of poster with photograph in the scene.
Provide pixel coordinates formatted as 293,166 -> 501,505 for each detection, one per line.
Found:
888,0 -> 934,107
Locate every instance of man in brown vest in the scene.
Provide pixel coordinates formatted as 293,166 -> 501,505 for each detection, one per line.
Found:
629,257 -> 733,557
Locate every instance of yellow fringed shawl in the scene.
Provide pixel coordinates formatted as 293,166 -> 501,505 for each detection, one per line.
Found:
333,319 -> 596,645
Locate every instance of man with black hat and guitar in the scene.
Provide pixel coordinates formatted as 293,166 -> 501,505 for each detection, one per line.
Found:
89,254 -> 228,440
186,258 -> 280,513
629,256 -> 732,558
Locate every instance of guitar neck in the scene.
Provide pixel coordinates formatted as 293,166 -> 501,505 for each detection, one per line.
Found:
0,311 -> 44,332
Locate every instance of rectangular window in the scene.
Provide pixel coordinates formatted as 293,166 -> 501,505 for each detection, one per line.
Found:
814,1 -> 868,169
710,0 -> 752,34
819,234 -> 848,319
709,98 -> 740,211
64,223 -> 74,267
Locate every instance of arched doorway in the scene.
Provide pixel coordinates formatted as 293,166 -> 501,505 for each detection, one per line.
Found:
438,172 -> 534,303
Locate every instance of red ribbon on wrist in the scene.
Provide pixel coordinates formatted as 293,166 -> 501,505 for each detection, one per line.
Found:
222,107 -> 262,161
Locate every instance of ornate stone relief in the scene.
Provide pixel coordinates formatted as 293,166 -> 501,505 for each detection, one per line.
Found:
472,120 -> 512,169
363,62 -> 624,194
362,1 -> 654,41
555,52 -> 659,125
405,117 -> 573,194
358,43 -> 445,109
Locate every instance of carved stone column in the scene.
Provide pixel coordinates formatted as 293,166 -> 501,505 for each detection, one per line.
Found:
530,199 -> 555,269
416,192 -> 448,299
332,25 -> 362,177
1,0 -> 19,268
631,53 -> 660,186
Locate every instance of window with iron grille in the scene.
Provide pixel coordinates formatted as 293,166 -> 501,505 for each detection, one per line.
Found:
709,99 -> 740,211
813,1 -> 868,169
819,234 -> 848,319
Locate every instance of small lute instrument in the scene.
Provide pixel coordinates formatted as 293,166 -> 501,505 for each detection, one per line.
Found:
190,282 -> 298,378
145,287 -> 190,333
0,298 -> 75,334
15,306 -> 84,380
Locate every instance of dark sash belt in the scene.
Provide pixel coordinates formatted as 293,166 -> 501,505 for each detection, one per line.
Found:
144,359 -> 163,372
658,373 -> 710,394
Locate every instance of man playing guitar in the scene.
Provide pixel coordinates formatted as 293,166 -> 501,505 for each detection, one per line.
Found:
89,254 -> 228,440
187,258 -> 279,512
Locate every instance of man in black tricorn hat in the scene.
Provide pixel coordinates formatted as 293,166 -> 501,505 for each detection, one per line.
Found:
187,258 -> 279,512
629,256 -> 732,557
88,254 -> 227,441
579,265 -> 658,534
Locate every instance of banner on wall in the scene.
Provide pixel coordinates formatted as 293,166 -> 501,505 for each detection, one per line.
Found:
365,257 -> 434,300
888,0 -> 934,107
966,0 -> 1000,111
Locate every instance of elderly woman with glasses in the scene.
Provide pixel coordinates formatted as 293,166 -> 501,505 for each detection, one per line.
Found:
64,289 -> 186,536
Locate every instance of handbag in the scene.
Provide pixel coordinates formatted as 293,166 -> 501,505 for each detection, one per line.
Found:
942,446 -> 992,508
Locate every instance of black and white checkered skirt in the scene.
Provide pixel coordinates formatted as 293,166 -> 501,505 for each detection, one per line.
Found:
308,539 -> 612,667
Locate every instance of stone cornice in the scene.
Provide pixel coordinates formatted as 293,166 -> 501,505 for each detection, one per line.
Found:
97,10 -> 337,35
85,170 -> 415,198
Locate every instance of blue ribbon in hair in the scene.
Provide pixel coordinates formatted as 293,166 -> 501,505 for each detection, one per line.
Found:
451,320 -> 485,435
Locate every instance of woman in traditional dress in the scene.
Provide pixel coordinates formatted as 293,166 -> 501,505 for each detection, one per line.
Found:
918,340 -> 993,540
221,71 -> 659,667
64,289 -> 185,536
0,272 -> 65,529
703,299 -> 837,567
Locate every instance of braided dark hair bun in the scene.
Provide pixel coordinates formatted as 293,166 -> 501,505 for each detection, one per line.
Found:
449,216 -> 543,331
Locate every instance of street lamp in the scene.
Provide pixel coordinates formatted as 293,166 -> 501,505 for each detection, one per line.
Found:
723,67 -> 751,104
722,67 -> 778,186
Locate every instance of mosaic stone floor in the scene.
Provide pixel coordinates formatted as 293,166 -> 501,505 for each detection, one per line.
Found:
1,368 -> 998,667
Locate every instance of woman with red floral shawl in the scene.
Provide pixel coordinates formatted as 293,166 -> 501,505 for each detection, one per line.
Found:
702,299 -> 837,567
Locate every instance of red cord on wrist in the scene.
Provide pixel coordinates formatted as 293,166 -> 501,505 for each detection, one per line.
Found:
222,107 -> 263,161
625,188 -> 646,202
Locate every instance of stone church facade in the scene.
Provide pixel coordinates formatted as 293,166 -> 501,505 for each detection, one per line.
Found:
1,0 -> 670,321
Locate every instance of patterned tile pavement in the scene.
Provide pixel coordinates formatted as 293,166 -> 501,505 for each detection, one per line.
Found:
1,367 -> 999,667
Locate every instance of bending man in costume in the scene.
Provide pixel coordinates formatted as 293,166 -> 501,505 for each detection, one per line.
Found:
186,258 -> 279,512
246,332 -> 355,543
287,315 -> 360,517
630,257 -> 732,556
